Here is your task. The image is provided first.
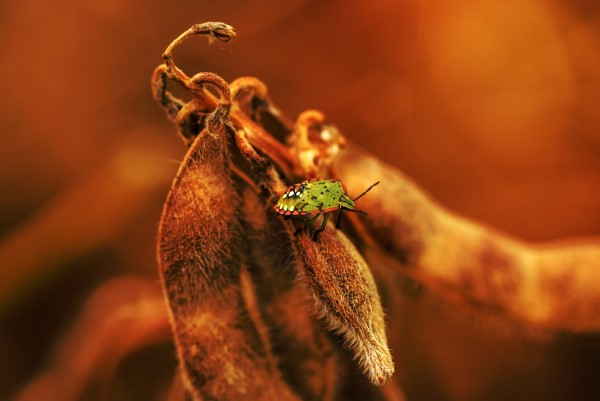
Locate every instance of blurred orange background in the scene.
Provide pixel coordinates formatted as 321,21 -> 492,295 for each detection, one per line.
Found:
1,1 -> 599,400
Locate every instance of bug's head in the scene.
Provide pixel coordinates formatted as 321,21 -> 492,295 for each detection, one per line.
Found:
341,181 -> 380,214
339,194 -> 356,210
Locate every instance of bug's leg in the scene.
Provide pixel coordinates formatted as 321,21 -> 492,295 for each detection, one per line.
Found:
312,213 -> 330,240
294,214 -> 320,236
335,209 -> 344,229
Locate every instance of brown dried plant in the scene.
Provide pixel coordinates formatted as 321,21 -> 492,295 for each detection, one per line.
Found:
150,22 -> 600,401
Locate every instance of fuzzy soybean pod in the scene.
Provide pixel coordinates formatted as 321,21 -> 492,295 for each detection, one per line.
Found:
234,130 -> 394,386
157,104 -> 300,401
294,228 -> 395,385
156,24 -> 301,401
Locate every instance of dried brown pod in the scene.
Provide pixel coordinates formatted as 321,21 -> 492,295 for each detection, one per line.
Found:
156,23 -> 302,401
295,229 -> 393,385
234,126 -> 393,385
154,21 -> 395,396
157,87 -> 302,400
152,20 -> 600,401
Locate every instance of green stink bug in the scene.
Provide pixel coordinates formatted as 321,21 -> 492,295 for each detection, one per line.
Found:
274,178 -> 380,239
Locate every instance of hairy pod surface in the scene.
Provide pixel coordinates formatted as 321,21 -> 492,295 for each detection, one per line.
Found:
239,186 -> 340,401
295,229 -> 394,385
234,121 -> 394,388
157,114 -> 299,400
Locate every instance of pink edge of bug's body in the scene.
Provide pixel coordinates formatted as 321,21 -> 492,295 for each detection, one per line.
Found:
273,204 -> 313,216
272,204 -> 340,216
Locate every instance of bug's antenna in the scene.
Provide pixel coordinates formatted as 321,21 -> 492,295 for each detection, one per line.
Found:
353,181 -> 380,201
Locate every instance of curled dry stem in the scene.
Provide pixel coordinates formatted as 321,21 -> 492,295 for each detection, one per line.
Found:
151,22 -> 235,144
162,22 -> 237,98
288,110 -> 346,178
234,127 -> 287,199
151,23 -> 295,177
